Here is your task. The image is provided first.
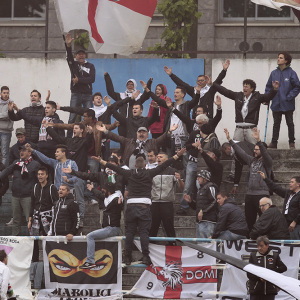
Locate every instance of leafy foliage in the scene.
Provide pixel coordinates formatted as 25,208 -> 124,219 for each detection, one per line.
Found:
148,0 -> 202,58
74,32 -> 90,51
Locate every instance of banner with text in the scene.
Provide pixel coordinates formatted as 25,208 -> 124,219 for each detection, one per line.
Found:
131,242 -> 217,299
0,236 -> 34,300
38,237 -> 122,300
219,240 -> 300,300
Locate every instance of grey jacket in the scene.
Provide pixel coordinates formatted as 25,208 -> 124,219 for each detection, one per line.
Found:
151,166 -> 178,202
229,140 -> 272,196
0,102 -> 13,133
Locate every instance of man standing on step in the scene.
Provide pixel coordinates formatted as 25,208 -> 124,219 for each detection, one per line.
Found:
265,52 -> 300,149
224,128 -> 272,233
96,148 -> 185,265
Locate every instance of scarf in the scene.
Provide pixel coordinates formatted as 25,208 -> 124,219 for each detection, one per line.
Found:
93,104 -> 107,118
39,117 -> 53,141
30,101 -> 43,107
105,168 -> 116,183
135,139 -> 147,155
16,156 -> 33,175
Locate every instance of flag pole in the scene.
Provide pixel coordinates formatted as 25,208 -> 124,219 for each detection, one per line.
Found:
264,103 -> 270,143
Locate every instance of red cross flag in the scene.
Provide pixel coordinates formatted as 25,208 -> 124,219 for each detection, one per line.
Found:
131,242 -> 217,299
54,0 -> 157,55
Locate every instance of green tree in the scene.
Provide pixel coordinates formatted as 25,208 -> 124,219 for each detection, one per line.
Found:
148,0 -> 202,58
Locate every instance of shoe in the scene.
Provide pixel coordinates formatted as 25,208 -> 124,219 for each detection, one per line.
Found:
79,220 -> 84,228
289,143 -> 295,149
142,255 -> 152,265
223,174 -> 234,183
176,209 -> 187,216
90,199 -> 98,205
124,255 -> 132,266
79,262 -> 96,269
6,218 -> 13,226
268,142 -> 277,149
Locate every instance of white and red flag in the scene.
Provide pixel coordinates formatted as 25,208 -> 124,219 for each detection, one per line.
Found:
54,0 -> 157,55
251,0 -> 300,11
131,242 -> 217,299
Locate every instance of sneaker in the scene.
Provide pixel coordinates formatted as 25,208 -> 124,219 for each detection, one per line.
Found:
176,209 -> 187,216
223,174 -> 234,183
79,262 -> 96,269
289,143 -> 295,149
90,199 -> 98,205
79,220 -> 84,228
124,255 -> 132,266
6,218 -> 13,226
268,142 -> 277,149
142,255 -> 152,266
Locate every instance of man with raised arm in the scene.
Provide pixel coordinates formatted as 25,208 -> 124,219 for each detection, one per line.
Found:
163,60 -> 230,118
212,80 -> 279,144
224,128 -> 273,232
96,123 -> 179,169
95,147 -> 186,265
64,33 -> 95,133
8,89 -> 46,143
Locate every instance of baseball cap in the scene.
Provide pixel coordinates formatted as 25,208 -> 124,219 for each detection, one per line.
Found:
75,49 -> 86,55
108,155 -> 118,164
16,128 -> 26,136
137,127 -> 148,132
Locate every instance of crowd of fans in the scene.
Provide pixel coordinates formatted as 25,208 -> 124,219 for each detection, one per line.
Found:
0,36 -> 300,270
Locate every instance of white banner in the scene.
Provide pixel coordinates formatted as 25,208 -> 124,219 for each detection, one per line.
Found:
131,242 -> 217,299
251,0 -> 300,11
219,240 -> 300,300
38,237 -> 122,300
0,236 -> 34,300
54,0 -> 157,56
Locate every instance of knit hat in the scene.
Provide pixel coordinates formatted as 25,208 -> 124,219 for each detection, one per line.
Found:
197,170 -> 211,181
200,124 -> 213,135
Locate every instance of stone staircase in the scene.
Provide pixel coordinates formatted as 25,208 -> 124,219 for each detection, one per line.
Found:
0,149 -> 299,294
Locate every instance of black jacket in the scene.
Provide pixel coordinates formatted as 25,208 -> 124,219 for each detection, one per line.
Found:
112,108 -> 159,139
51,193 -> 80,236
19,111 -> 65,155
212,198 -> 248,238
264,178 -> 300,225
247,250 -> 287,295
46,127 -> 93,172
106,158 -> 175,200
190,181 -> 218,223
212,83 -> 277,125
8,105 -> 45,143
66,46 -> 95,95
91,191 -> 122,228
0,159 -> 40,198
70,168 -> 125,194
30,181 -> 59,217
0,162 -> 9,200
250,205 -> 289,240
172,107 -> 222,134
169,69 -> 227,119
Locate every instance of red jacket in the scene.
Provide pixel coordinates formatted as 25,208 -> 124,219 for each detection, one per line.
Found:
148,84 -> 171,134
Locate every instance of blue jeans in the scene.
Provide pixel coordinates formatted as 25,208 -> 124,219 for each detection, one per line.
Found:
86,226 -> 120,264
180,160 -> 197,210
290,224 -> 300,240
0,132 -> 12,166
74,178 -> 85,220
196,221 -> 216,238
68,93 -> 93,137
217,230 -> 246,240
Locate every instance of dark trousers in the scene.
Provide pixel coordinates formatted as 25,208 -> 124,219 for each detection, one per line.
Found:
272,110 -> 294,144
32,221 -> 47,262
250,295 -> 275,300
245,194 -> 268,232
125,204 -> 151,256
149,202 -> 175,238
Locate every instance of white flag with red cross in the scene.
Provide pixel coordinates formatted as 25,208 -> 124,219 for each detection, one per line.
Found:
54,0 -> 157,55
131,242 -> 217,299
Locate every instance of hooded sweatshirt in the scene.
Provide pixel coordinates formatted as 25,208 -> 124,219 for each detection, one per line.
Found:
148,84 -> 171,134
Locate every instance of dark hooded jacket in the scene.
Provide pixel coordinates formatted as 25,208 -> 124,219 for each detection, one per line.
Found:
212,197 -> 248,238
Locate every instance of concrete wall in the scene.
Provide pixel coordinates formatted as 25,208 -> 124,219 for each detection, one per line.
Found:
0,58 -> 299,148
212,59 -> 300,148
